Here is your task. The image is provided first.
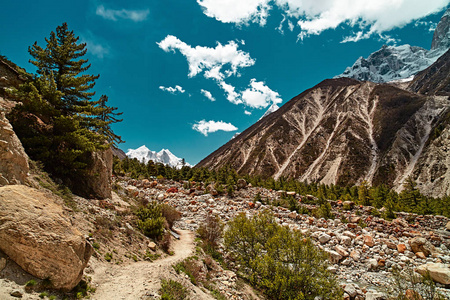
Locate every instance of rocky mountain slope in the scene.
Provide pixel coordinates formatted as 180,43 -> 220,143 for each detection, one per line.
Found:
197,50 -> 450,197
126,145 -> 191,168
335,8 -> 449,83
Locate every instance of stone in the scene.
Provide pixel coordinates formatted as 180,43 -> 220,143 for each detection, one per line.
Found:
367,258 -> 378,271
342,231 -> 356,239
344,283 -> 358,297
157,193 -> 165,201
10,290 -> 23,298
415,252 -> 426,259
0,257 -> 6,271
409,237 -> 436,256
0,111 -> 29,186
318,233 -> 331,244
416,263 -> 450,285
365,290 -> 387,300
166,187 -> 178,193
364,235 -> 375,247
350,250 -> 361,261
350,216 -> 361,223
397,244 -> 407,253
340,235 -> 352,246
148,242 -> 157,251
0,185 -> 93,290
446,221 -> 450,231
335,245 -> 349,257
326,250 -> 342,264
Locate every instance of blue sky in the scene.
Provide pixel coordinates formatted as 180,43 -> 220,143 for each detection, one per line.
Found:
0,0 -> 448,165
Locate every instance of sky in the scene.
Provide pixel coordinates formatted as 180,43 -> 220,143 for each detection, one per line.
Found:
0,0 -> 448,165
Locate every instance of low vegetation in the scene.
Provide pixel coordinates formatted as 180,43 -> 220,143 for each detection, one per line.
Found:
159,279 -> 188,300
224,210 -> 342,300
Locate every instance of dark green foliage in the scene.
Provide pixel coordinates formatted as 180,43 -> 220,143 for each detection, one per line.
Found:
136,201 -> 165,239
8,23 -> 122,189
224,211 -> 342,300
159,279 -> 188,300
115,157 -> 450,218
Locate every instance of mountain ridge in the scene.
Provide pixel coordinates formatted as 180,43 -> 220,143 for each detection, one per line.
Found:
197,54 -> 450,197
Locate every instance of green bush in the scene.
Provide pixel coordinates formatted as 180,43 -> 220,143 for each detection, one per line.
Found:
136,201 -> 165,239
224,210 -> 342,300
159,279 -> 188,300
104,252 -> 113,262
197,214 -> 223,251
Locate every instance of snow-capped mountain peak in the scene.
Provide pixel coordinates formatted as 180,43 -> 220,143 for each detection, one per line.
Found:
126,146 -> 191,168
335,8 -> 450,83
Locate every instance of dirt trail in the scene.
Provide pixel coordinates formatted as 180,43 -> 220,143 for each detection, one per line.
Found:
91,229 -> 212,300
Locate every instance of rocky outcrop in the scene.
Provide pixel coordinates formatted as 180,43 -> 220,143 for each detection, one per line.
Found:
0,110 -> 29,186
0,185 -> 93,290
73,148 -> 113,199
431,8 -> 450,51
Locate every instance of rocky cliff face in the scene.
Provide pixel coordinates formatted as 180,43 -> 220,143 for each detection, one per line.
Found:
197,56 -> 450,196
0,109 -> 29,186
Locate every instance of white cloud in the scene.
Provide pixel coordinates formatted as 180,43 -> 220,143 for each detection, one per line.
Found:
219,79 -> 281,108
200,89 -> 216,101
219,81 -> 242,105
244,110 -> 252,115
158,35 -> 282,109
197,0 -> 448,40
197,0 -> 271,26
157,35 -> 255,81
80,32 -> 110,59
241,79 -> 282,108
192,120 -> 238,136
159,85 -> 185,94
96,5 -> 149,22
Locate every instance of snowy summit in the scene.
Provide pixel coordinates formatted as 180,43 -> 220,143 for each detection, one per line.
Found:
126,146 -> 191,169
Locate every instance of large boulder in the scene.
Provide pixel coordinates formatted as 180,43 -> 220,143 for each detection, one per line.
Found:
416,263 -> 450,285
72,148 -> 113,199
0,185 -> 93,290
409,237 -> 436,256
0,110 -> 29,186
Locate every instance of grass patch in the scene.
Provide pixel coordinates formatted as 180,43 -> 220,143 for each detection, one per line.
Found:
159,279 -> 188,300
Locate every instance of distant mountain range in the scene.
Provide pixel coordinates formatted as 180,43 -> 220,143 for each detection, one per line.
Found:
126,146 -> 191,169
335,8 -> 449,83
197,8 -> 450,198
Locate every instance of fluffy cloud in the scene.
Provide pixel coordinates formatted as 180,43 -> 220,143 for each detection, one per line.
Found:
192,120 -> 238,136
241,79 -> 282,108
197,0 -> 448,41
197,0 -> 271,26
158,35 -> 282,109
219,79 -> 281,108
96,5 -> 149,22
159,85 -> 185,94
157,35 -> 255,80
244,110 -> 252,115
200,89 -> 216,101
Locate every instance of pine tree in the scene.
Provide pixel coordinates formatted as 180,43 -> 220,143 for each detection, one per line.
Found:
10,22 -> 122,183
